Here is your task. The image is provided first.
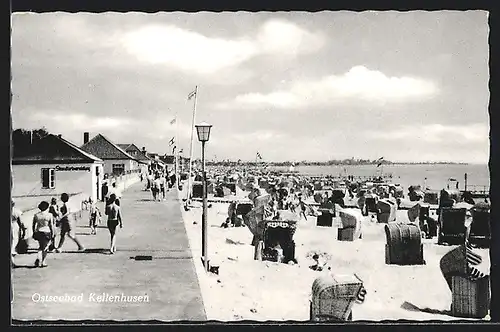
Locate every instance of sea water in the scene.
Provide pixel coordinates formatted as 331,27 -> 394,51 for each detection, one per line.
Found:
267,164 -> 489,193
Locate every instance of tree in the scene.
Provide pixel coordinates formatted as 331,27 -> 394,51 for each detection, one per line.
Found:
12,127 -> 51,157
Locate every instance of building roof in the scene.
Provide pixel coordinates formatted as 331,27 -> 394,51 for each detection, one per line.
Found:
161,155 -> 175,164
81,134 -> 137,160
12,134 -> 103,165
117,143 -> 151,162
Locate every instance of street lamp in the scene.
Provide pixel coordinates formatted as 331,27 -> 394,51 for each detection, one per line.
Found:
195,122 -> 212,272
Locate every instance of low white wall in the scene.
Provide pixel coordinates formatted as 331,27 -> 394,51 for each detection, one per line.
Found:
107,173 -> 140,192
17,173 -> 140,238
18,192 -> 88,238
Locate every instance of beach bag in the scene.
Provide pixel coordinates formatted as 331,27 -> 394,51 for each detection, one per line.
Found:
16,236 -> 29,254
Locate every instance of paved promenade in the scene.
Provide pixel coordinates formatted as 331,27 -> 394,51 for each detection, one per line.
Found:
11,182 -> 206,322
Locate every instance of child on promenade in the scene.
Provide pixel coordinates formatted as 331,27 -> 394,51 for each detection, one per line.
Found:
88,198 -> 101,235
55,193 -> 85,252
48,197 -> 60,251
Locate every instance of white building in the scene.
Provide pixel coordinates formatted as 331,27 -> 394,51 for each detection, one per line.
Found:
12,134 -> 104,206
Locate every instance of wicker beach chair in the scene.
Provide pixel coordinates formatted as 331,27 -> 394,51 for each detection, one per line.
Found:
331,189 -> 346,208
439,242 -> 490,318
364,194 -> 378,214
254,218 -> 297,264
385,223 -> 425,265
214,185 -> 224,198
377,199 -> 397,223
314,181 -> 323,191
235,202 -> 254,217
393,186 -> 404,199
438,207 -> 467,245
468,204 -> 490,248
338,209 -> 363,241
424,191 -> 439,205
192,181 -> 203,199
310,274 -> 366,322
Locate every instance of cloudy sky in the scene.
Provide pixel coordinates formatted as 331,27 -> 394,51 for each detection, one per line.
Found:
11,11 -> 489,163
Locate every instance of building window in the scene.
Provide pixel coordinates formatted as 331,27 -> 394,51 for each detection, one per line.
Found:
112,164 -> 125,175
41,168 -> 55,189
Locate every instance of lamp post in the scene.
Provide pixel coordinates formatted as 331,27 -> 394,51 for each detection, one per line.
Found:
195,122 -> 212,272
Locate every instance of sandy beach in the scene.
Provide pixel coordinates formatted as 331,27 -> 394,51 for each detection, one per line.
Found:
178,182 -> 490,322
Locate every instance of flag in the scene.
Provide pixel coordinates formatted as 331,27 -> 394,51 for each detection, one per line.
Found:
169,137 -> 175,146
172,145 -> 177,153
170,118 -> 176,125
256,152 -> 262,160
376,156 -> 384,167
188,88 -> 197,100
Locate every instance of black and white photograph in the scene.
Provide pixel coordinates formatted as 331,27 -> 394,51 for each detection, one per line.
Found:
10,9 -> 493,323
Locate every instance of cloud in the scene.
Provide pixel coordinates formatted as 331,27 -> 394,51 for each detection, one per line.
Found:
365,123 -> 489,143
21,110 -> 192,138
215,66 -> 438,109
120,19 -> 324,74
256,19 -> 325,56
233,92 -> 301,109
26,112 -> 131,130
121,25 -> 256,74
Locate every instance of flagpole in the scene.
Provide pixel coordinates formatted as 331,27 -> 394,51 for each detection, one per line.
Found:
175,111 -> 179,190
186,85 -> 198,204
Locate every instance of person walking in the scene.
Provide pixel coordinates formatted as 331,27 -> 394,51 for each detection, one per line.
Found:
159,173 -> 167,201
105,194 -> 123,254
48,197 -> 60,251
88,198 -> 101,235
152,175 -> 161,201
147,172 -> 153,191
102,181 -> 109,202
55,193 -> 85,252
32,201 -> 55,267
11,201 -> 26,266
298,194 -> 308,221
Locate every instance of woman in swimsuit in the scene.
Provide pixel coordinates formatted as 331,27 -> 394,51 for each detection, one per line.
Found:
105,194 -> 123,254
32,201 -> 55,267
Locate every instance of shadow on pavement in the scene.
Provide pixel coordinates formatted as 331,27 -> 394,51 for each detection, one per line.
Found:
64,248 -> 111,254
401,301 -> 452,316
12,264 -> 38,269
